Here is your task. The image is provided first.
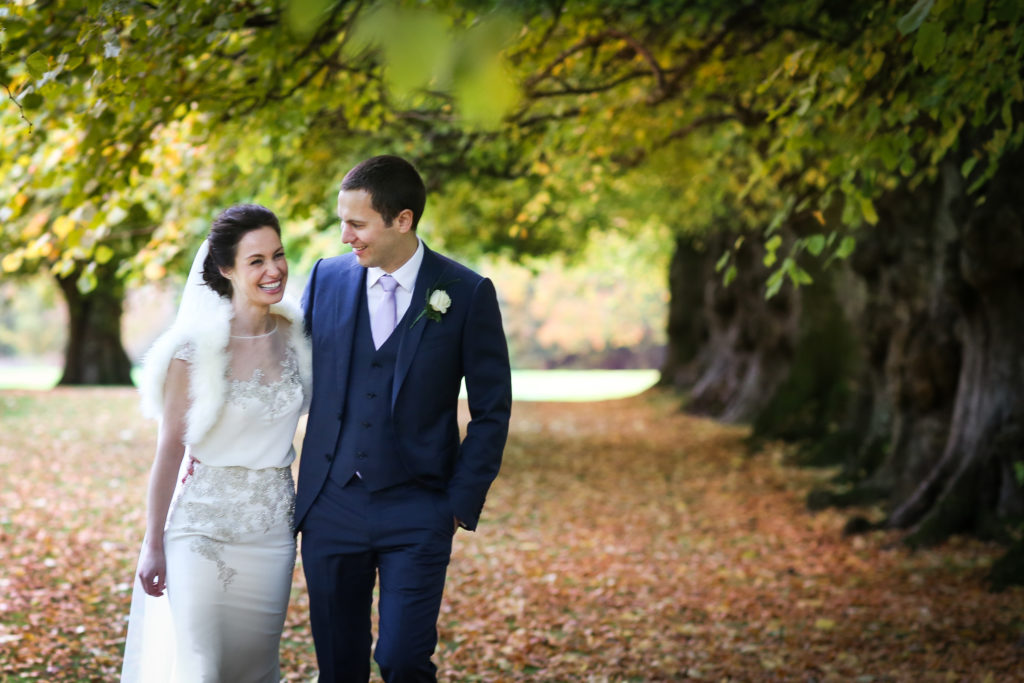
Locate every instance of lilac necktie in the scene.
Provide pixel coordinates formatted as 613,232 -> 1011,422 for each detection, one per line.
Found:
371,274 -> 399,349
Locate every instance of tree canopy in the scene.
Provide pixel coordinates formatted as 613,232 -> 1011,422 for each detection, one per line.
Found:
4,0 -> 1022,286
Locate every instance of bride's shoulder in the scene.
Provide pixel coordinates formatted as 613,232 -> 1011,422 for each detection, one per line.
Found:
173,339 -> 197,363
272,313 -> 307,350
273,314 -> 294,335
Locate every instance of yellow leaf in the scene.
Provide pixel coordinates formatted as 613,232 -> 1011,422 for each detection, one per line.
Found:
53,215 -> 76,239
2,250 -> 24,273
814,618 -> 836,630
144,261 -> 167,280
94,245 -> 115,264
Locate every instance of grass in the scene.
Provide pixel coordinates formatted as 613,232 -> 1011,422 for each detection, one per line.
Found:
0,365 -> 660,402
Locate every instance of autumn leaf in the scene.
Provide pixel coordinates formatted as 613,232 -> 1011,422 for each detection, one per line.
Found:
1,389 -> 1021,680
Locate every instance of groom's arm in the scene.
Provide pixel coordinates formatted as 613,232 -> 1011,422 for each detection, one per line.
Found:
448,277 -> 512,531
300,258 -> 322,337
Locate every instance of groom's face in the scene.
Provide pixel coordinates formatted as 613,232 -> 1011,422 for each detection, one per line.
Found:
338,188 -> 411,273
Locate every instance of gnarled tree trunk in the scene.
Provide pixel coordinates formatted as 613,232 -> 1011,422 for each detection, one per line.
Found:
821,165 -> 963,509
56,264 -> 133,386
888,154 -> 1024,546
683,230 -> 800,422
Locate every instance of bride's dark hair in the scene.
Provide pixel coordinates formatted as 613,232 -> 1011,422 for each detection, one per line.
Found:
202,204 -> 281,299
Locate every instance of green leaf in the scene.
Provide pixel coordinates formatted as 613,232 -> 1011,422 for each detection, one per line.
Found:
723,264 -> 737,287
788,263 -> 813,286
77,268 -> 98,295
805,235 -> 826,256
286,0 -> 335,38
715,250 -> 730,272
835,236 -> 857,259
859,196 -> 878,225
21,93 -> 43,109
897,0 -> 935,36
26,51 -> 48,79
961,156 -> 978,179
913,22 -> 946,70
94,245 -> 115,264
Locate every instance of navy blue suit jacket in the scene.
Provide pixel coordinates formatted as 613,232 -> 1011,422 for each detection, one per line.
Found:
294,244 -> 512,532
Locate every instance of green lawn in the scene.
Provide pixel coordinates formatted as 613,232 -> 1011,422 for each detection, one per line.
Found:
0,365 -> 659,401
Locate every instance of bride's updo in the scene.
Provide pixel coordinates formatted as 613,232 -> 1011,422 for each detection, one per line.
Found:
202,204 -> 282,299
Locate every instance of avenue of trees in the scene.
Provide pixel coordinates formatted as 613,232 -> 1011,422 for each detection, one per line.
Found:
3,1 -> 1022,581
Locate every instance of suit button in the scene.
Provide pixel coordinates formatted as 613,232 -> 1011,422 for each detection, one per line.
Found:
361,421 -> 371,428
366,392 -> 376,399
324,452 -> 333,462
337,412 -> 344,420
371,361 -> 382,368
356,451 -> 368,459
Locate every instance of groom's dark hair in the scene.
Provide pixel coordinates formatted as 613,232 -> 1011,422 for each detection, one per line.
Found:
341,155 -> 426,230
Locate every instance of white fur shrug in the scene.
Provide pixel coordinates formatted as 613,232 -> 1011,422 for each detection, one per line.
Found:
138,296 -> 312,445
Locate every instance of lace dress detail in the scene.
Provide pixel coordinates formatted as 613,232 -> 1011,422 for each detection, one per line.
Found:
228,346 -> 303,419
177,463 -> 295,590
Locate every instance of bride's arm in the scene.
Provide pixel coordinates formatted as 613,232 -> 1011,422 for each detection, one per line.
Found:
137,357 -> 190,597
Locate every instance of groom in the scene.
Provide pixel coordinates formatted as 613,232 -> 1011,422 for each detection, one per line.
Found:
295,155 -> 512,682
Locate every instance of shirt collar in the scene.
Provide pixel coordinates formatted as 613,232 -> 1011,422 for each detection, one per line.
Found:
367,237 -> 424,292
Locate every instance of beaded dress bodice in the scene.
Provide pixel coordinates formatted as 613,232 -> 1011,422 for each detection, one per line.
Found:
174,322 -> 303,470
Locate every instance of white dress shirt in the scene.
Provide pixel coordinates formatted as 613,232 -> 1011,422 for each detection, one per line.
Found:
365,238 -> 424,327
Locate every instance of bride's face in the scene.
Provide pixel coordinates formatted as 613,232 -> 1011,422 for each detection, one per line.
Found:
222,226 -> 288,306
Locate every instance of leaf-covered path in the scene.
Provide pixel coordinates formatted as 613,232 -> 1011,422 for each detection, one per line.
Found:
1,389 -> 1021,680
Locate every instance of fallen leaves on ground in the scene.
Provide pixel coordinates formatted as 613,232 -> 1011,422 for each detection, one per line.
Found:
1,388 -> 1021,681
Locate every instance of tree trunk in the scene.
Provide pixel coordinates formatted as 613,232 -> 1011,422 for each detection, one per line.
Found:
683,230 -> 801,422
657,234 -> 711,389
888,153 -> 1024,545
750,255 -> 860,448
834,165 -> 963,507
56,264 -> 133,386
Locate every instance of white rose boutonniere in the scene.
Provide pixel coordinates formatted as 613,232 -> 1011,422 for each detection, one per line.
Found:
428,289 -> 452,315
412,278 -> 459,327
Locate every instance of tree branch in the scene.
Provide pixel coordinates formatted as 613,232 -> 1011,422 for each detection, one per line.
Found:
2,81 -> 33,134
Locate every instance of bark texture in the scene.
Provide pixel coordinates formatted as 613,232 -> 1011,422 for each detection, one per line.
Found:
888,154 -> 1024,544
657,153 -> 1024,584
683,231 -> 801,423
56,264 -> 133,386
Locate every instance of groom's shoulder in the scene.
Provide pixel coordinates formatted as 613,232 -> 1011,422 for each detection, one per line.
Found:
315,252 -> 360,279
430,249 -> 485,286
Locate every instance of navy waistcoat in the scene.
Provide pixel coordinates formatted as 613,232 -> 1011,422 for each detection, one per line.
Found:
328,288 -> 412,490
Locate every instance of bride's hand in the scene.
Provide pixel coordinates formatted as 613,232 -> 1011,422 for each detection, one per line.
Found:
138,545 -> 168,597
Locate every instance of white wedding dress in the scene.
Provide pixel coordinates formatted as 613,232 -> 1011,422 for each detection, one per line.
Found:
121,322 -> 305,683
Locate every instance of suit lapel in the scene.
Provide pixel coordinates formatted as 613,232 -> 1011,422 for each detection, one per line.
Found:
393,244 -> 448,408
334,259 -> 365,414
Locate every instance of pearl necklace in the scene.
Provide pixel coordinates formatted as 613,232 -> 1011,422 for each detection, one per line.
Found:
230,322 -> 278,339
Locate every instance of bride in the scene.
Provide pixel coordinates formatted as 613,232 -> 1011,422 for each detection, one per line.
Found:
121,204 -> 312,682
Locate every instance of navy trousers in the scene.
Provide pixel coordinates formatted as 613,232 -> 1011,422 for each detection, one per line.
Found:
301,474 -> 455,683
